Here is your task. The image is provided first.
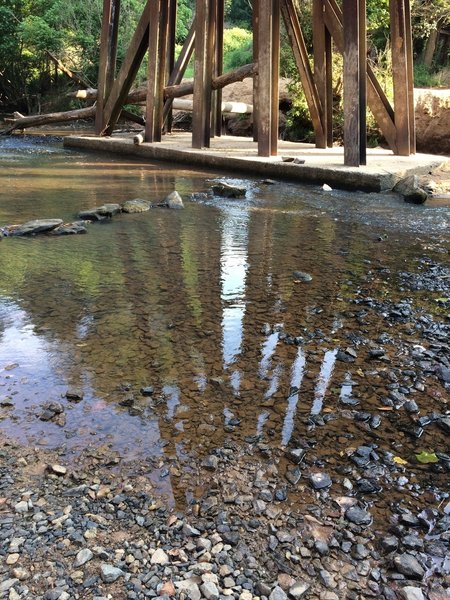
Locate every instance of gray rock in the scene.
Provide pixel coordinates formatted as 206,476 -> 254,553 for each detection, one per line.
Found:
100,564 -> 124,583
74,548 -> 94,567
163,191 -> 184,209
287,448 -> 307,464
202,455 -> 219,471
269,586 -> 288,600
211,182 -> 247,198
65,389 -> 84,402
122,198 -> 150,213
50,221 -> 87,235
78,204 -> 121,220
175,579 -> 201,600
14,500 -> 30,513
200,582 -> 220,600
183,522 -> 201,536
11,219 -> 63,236
393,175 -> 428,204
292,271 -> 313,282
288,581 -> 310,599
345,506 -> 372,526
393,553 -> 425,580
398,586 -> 426,600
0,579 -> 18,593
151,548 -> 169,565
309,472 -> 332,490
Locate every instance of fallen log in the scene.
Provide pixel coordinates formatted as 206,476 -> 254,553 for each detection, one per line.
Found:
0,106 -> 96,135
172,98 -> 253,114
67,63 -> 257,104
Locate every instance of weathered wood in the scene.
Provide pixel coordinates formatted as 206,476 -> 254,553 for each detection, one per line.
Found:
163,21 -> 196,125
121,108 -> 145,126
145,0 -> 168,142
323,0 -> 397,152
312,0 -> 328,148
404,0 -> 415,153
257,0 -> 273,156
252,0 -> 259,142
165,0 -> 177,132
172,99 -> 253,113
192,0 -> 213,148
0,106 -> 96,135
214,0 -> 225,136
343,0 -> 365,166
281,0 -> 325,146
271,0 -> 280,155
358,0 -> 366,164
101,0 -> 151,135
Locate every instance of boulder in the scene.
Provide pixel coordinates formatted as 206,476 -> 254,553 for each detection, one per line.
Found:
415,88 -> 450,155
393,175 -> 428,204
163,191 -> 184,209
122,198 -> 150,213
10,219 -> 63,236
211,181 -> 247,198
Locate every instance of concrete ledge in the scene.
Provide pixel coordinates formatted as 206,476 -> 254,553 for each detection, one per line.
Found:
63,133 -> 448,193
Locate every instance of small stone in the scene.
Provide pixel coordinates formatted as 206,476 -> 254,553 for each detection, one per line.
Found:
393,554 -> 425,580
292,271 -> 312,283
183,523 -> 201,536
66,389 -> 83,401
211,182 -> 246,198
286,448 -> 307,464
122,199 -> 150,213
74,548 -> 94,567
49,464 -> 67,476
398,587 -> 426,600
200,581 -> 220,600
202,455 -> 219,471
163,191 -> 184,209
289,581 -> 310,599
269,586 -> 288,600
345,506 -> 372,526
310,472 -> 332,490
100,564 -> 124,583
160,581 -> 176,597
151,548 -> 170,565
0,580 -> 18,594
6,554 -> 19,565
14,501 -> 29,513
140,386 -> 154,396
12,568 -> 29,581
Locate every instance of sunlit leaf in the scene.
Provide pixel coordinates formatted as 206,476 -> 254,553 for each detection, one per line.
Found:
416,451 -> 439,464
393,456 -> 408,465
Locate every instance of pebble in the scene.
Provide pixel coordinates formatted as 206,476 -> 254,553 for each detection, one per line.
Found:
269,586 -> 288,600
399,587 -> 426,600
74,548 -> 94,567
100,564 -> 124,583
393,554 -> 425,579
345,507 -> 372,526
310,472 -> 332,490
289,582 -> 310,599
151,548 -> 170,565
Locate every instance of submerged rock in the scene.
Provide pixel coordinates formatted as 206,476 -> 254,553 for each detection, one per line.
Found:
78,204 -> 121,220
162,191 -> 184,209
50,221 -> 87,235
122,198 -> 150,213
211,181 -> 247,198
10,219 -> 63,236
393,175 -> 428,204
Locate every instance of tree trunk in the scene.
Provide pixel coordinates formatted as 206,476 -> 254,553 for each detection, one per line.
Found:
0,106 -> 96,135
422,26 -> 439,68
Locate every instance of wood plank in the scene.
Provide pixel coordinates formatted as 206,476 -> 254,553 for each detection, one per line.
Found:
390,0 -> 411,155
155,0 -> 169,141
165,0 -> 177,132
107,0 -> 121,92
343,0 -> 362,166
257,0 -> 273,156
404,0 -> 415,153
102,0 -> 151,135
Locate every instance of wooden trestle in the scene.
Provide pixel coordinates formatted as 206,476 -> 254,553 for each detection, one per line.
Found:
95,0 -> 415,166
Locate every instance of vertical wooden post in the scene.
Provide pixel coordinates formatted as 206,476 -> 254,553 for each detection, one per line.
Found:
252,0 -> 259,142
257,0 -> 272,156
312,0 -> 329,148
165,0 -> 177,133
192,0 -> 213,148
96,0 -> 121,134
358,0 -> 367,164
207,0 -> 217,137
343,0 -> 366,166
390,0 -> 415,155
145,0 -> 160,142
271,0 -> 280,155
215,0 -> 225,136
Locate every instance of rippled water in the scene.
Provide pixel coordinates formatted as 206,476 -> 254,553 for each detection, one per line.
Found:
0,136 -> 449,509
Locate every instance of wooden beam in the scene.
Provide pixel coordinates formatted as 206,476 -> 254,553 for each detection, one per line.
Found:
145,0 -> 161,142
165,0 -> 177,132
102,0 -> 151,135
192,0 -> 212,148
404,0 -> 415,153
257,0 -> 273,156
271,0 -> 280,155
312,0 -> 329,148
214,0 -> 225,136
252,0 -> 259,142
343,0 -> 366,166
281,0 -> 325,146
96,0 -> 118,134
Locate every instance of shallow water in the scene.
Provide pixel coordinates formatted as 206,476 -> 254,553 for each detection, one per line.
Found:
1,136 -> 449,510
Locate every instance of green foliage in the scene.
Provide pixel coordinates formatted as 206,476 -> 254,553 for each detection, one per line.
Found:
222,27 -> 253,71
